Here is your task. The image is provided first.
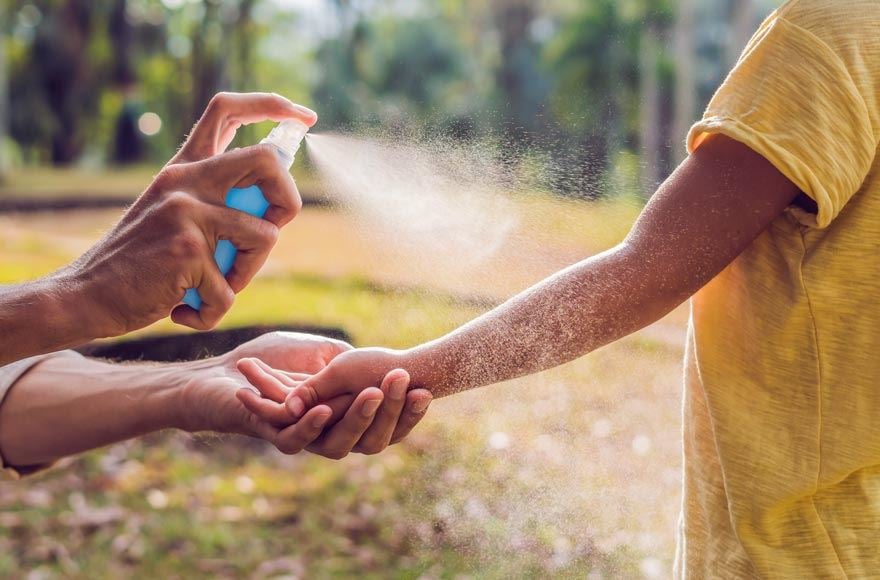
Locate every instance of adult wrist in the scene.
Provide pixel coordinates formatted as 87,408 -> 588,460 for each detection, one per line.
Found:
26,272 -> 100,351
52,265 -> 123,341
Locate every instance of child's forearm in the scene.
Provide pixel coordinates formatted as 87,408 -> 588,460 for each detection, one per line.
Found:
403,243 -> 681,397
402,134 -> 801,398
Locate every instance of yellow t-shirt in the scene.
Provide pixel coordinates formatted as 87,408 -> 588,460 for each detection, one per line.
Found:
678,0 -> 880,577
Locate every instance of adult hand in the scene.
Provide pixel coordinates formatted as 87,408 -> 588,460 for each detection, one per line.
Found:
179,332 -> 432,459
236,356 -> 432,459
65,93 -> 317,337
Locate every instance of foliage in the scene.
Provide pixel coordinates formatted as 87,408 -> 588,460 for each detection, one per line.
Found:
0,0 -> 761,196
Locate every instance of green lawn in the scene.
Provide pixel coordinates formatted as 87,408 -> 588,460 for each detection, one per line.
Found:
0,178 -> 682,579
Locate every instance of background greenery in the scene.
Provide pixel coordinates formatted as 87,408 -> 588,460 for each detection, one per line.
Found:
0,0 -> 783,578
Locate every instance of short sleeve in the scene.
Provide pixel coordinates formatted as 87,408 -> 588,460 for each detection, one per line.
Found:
0,352 -> 74,479
688,16 -> 876,228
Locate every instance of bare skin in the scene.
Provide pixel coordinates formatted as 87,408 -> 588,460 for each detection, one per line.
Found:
237,134 -> 801,424
0,332 -> 432,471
0,92 -> 314,366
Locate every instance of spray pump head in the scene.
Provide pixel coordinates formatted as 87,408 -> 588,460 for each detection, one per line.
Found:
261,119 -> 310,170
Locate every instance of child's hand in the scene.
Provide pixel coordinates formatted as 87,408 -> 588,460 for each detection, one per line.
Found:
235,350 -> 430,457
283,347 -> 409,418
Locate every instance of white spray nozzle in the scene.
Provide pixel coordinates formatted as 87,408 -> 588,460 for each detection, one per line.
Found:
261,119 -> 310,170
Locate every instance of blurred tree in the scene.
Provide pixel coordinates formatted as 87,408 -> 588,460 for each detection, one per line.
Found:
0,4 -> 9,178
725,0 -> 757,69
672,0 -> 697,165
489,0 -> 550,145
545,0 -> 671,197
312,6 -> 483,133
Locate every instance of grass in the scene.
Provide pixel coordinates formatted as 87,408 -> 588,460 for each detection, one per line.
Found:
0,178 -> 684,578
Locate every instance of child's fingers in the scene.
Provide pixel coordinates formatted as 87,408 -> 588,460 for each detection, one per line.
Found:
272,405 -> 333,455
237,358 -> 291,402
236,387 -> 296,426
285,374 -> 351,419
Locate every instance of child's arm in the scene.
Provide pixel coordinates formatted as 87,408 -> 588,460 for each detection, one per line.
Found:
240,134 -> 800,419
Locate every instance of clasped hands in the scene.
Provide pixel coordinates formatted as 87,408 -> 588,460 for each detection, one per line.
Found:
234,345 -> 422,459
186,333 -> 429,460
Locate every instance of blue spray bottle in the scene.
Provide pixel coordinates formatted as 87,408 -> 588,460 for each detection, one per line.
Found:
182,119 -> 310,310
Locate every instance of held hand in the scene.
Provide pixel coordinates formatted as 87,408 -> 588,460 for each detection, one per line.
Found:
177,331 -> 348,438
235,351 -> 432,459
63,93 -> 317,338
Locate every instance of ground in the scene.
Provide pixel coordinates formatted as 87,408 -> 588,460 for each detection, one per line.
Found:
0,168 -> 686,579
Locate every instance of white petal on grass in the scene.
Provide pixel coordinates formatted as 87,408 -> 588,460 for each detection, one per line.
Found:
235,475 -> 255,494
146,489 -> 168,509
640,557 -> 665,578
632,435 -> 653,456
488,431 -> 511,450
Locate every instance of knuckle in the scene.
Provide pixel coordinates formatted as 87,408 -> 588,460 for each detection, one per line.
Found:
151,166 -> 185,193
277,440 -> 303,455
159,189 -> 196,213
217,288 -> 235,312
289,190 -> 303,217
251,143 -> 278,169
171,230 -> 203,260
207,92 -> 232,113
359,440 -> 384,455
258,220 -> 280,246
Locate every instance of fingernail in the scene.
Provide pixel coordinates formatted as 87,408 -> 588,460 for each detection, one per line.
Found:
411,398 -> 431,414
312,412 -> 330,429
389,377 -> 408,401
362,398 -> 382,417
287,397 -> 305,419
293,104 -> 317,118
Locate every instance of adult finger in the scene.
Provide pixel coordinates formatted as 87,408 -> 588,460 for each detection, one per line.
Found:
206,205 -> 280,293
190,145 -> 302,227
305,388 -> 384,460
354,370 -> 409,454
177,92 -> 317,162
389,389 -> 433,445
236,388 -> 299,427
236,358 -> 292,402
170,252 -> 234,330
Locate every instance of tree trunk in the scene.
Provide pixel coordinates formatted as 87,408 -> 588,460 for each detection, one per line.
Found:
726,0 -> 756,69
639,23 -> 661,196
671,0 -> 696,165
0,6 -> 9,179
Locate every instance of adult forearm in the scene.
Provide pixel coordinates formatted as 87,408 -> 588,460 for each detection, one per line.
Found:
0,272 -> 98,365
0,352 -> 201,469
405,244 -> 683,397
